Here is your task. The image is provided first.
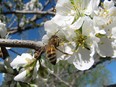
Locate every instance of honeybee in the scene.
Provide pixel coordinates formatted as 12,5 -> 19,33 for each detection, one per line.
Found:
34,47 -> 44,59
45,35 -> 60,65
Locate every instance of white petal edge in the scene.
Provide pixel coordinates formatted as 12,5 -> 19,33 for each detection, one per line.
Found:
10,53 -> 33,69
14,70 -> 27,82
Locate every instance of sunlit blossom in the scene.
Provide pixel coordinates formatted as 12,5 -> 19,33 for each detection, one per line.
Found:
42,0 -> 99,70
0,20 -> 7,38
10,53 -> 40,82
92,0 -> 116,57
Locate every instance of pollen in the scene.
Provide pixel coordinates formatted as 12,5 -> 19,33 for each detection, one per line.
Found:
75,34 -> 87,48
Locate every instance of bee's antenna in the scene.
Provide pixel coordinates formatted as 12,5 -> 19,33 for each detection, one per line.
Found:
54,30 -> 60,35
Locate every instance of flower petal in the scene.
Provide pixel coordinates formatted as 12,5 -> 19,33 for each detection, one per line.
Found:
96,38 -> 114,57
85,0 -> 100,15
10,53 -> 33,69
0,21 -> 7,38
14,70 -> 27,81
70,17 -> 84,30
53,14 -> 74,27
55,0 -> 72,16
68,48 -> 94,71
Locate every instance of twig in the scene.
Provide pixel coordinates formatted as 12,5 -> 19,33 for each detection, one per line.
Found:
50,72 -> 71,87
42,0 -> 50,10
8,15 -> 17,28
9,49 -> 21,55
60,57 -> 116,78
8,23 -> 44,34
104,84 -> 116,87
1,10 -> 55,15
0,39 -> 43,50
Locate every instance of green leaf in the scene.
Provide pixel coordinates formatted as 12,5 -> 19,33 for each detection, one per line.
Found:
95,33 -> 106,38
19,82 -> 30,87
70,0 -> 75,5
38,65 -> 48,78
0,0 -> 2,3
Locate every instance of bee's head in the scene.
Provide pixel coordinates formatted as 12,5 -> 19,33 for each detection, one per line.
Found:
49,35 -> 61,47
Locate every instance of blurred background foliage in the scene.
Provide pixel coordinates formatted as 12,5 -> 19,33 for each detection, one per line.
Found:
36,60 -> 112,87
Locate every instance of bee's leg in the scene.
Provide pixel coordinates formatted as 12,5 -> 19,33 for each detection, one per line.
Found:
1,47 -> 9,59
34,47 -> 45,59
0,35 -> 9,59
56,48 -> 71,55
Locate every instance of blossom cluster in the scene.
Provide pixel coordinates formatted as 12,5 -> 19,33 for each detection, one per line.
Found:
42,0 -> 116,70
10,53 -> 52,83
8,0 -> 116,83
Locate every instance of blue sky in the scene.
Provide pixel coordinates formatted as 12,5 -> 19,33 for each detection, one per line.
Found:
106,60 -> 116,84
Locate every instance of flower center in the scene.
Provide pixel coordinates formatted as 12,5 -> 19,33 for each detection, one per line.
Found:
74,30 -> 87,50
76,34 -> 87,47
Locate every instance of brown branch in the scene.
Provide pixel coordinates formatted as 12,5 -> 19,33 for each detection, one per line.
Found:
104,84 -> 116,87
0,39 -> 43,50
6,7 -> 55,35
1,9 -> 55,15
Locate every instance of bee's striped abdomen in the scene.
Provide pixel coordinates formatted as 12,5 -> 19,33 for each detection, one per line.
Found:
46,45 -> 57,65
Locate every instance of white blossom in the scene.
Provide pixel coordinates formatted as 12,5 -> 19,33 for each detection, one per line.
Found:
85,0 -> 100,15
42,0 -> 100,70
0,20 -> 7,38
65,16 -> 98,70
10,53 -> 34,69
53,0 -> 100,27
43,0 -> 116,71
43,16 -> 97,71
10,53 -> 40,82
14,70 -> 27,81
92,0 -> 116,57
